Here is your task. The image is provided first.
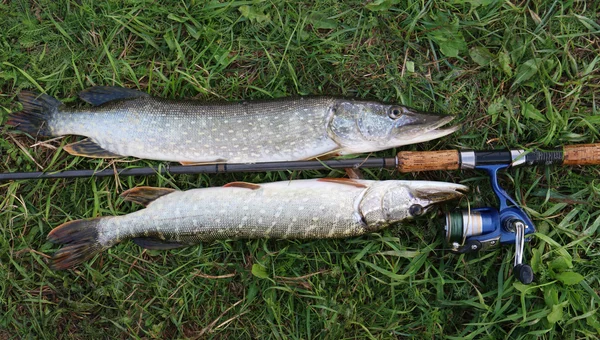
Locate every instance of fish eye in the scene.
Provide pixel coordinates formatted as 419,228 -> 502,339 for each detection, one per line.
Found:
409,204 -> 424,217
388,107 -> 404,119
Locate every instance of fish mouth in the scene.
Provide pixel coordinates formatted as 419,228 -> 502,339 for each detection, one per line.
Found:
392,115 -> 460,146
410,181 -> 468,210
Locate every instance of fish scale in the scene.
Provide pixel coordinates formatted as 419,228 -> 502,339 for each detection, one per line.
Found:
50,97 -> 342,162
7,86 -> 458,163
46,179 -> 467,270
102,180 -> 364,245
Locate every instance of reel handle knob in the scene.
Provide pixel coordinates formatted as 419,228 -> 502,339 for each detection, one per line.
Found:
511,220 -> 533,284
513,264 -> 534,284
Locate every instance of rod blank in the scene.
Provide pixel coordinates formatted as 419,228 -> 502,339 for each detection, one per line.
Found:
0,158 -> 394,181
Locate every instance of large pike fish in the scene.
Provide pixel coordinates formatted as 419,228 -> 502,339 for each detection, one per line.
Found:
48,178 -> 467,269
7,87 -> 458,164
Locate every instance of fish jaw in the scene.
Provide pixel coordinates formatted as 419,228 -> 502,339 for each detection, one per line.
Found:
388,115 -> 459,147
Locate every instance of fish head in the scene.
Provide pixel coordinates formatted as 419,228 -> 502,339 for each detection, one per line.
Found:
360,181 -> 467,228
329,101 -> 459,153
383,181 -> 468,222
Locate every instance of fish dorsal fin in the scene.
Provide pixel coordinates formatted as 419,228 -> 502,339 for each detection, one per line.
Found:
64,138 -> 122,158
132,237 -> 186,250
317,178 -> 368,188
223,181 -> 261,190
121,187 -> 176,206
79,86 -> 150,106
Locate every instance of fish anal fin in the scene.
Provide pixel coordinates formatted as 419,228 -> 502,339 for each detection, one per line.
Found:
317,178 -> 367,188
121,186 -> 176,206
64,138 -> 122,158
79,86 -> 149,106
223,181 -> 261,190
132,237 -> 186,250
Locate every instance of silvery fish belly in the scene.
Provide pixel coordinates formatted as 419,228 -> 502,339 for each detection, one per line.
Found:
7,86 -> 458,163
47,178 -> 467,270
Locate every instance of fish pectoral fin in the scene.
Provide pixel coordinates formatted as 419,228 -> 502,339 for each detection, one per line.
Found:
223,181 -> 261,190
345,168 -> 364,179
179,158 -> 227,166
63,138 -> 122,158
78,86 -> 150,106
305,149 -> 342,161
317,178 -> 368,188
120,186 -> 176,206
132,237 -> 186,250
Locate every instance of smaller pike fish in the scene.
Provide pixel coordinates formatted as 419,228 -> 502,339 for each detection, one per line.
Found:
48,178 -> 467,270
7,87 -> 458,164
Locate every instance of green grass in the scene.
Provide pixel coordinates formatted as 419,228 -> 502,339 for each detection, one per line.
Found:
1,0 -> 599,338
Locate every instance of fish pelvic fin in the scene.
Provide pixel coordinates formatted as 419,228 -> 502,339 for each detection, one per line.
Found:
79,86 -> 149,106
132,237 -> 187,250
47,218 -> 107,270
305,149 -> 342,161
7,91 -> 62,137
63,138 -> 123,158
179,158 -> 228,166
121,186 -> 176,206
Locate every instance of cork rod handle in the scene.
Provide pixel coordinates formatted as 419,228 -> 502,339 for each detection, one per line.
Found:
397,150 -> 460,172
563,144 -> 600,165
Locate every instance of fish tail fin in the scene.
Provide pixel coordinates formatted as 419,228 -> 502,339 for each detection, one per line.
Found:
47,218 -> 109,270
7,91 -> 62,137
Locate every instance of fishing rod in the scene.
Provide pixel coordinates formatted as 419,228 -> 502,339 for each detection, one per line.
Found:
2,143 -> 599,284
1,143 -> 599,181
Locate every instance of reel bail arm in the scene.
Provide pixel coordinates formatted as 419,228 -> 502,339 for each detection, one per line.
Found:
445,164 -> 535,284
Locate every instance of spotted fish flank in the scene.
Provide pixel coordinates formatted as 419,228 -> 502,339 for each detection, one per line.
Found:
7,86 -> 458,163
47,179 -> 467,269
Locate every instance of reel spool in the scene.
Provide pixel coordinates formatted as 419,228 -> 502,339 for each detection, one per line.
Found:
443,164 -> 535,284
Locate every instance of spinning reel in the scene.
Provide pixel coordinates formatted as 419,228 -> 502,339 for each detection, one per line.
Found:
444,160 -> 537,284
